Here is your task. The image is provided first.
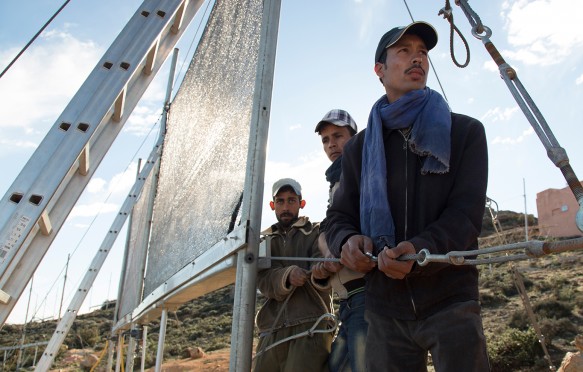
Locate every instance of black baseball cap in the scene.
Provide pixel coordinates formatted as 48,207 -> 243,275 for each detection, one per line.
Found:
375,21 -> 438,63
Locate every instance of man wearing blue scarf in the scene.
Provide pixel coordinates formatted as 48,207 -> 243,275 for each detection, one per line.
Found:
325,21 -> 490,371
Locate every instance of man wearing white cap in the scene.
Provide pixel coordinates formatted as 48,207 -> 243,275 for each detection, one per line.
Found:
313,109 -> 368,372
254,178 -> 333,372
326,22 -> 490,371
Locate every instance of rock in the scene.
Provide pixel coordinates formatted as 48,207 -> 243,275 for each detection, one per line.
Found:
80,353 -> 99,368
557,351 -> 583,372
575,334 -> 583,351
557,335 -> 583,372
186,346 -> 206,360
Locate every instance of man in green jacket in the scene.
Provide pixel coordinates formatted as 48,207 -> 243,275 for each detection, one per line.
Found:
253,178 -> 333,372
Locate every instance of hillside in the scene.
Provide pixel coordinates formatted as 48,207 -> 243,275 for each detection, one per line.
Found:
1,210 -> 582,371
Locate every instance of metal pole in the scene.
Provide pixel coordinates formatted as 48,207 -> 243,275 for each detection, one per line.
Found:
229,0 -> 281,371
18,276 -> 34,369
33,346 -> 38,367
106,337 -> 116,372
524,178 -> 529,241
115,334 -> 122,372
140,326 -> 148,372
160,48 -> 179,137
58,254 -> 70,321
125,325 -> 137,372
154,308 -> 168,372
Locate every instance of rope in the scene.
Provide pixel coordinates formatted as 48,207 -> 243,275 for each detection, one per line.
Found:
254,313 -> 338,360
253,281 -> 337,361
438,0 -> 470,68
0,0 -> 72,80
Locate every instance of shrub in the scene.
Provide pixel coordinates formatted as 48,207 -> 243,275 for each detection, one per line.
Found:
533,300 -> 572,319
480,291 -> 508,308
488,328 -> 542,371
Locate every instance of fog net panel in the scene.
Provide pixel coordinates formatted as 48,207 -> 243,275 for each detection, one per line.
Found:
117,166 -> 155,319
143,0 -> 262,297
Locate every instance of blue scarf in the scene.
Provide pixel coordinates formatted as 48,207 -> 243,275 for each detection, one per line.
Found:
325,156 -> 343,185
360,87 -> 451,251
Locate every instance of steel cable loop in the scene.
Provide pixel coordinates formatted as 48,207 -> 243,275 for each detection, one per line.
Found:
439,1 -> 470,68
253,313 -> 338,360
253,281 -> 338,361
455,0 -> 485,34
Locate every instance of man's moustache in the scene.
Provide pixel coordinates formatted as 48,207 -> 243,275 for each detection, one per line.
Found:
405,64 -> 425,74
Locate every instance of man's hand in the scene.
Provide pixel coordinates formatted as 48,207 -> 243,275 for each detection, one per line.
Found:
317,233 -> 343,274
322,256 -> 343,274
311,262 -> 330,279
340,235 -> 376,273
287,266 -> 310,287
377,241 -> 415,279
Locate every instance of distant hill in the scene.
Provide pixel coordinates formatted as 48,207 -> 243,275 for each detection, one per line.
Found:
1,210 -> 581,371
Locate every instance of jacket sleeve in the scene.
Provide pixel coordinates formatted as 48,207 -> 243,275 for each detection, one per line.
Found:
325,135 -> 363,257
309,225 -> 332,290
257,263 -> 295,302
408,116 -> 488,275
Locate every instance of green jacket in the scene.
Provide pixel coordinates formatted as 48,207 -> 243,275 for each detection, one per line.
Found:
256,217 -> 332,334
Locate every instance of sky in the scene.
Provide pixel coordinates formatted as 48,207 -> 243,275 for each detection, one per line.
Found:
1,0 -> 582,326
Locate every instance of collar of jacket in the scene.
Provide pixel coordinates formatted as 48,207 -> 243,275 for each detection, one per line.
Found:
261,216 -> 315,236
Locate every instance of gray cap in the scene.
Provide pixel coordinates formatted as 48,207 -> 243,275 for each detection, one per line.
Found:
272,178 -> 302,198
314,109 -> 357,135
375,21 -> 438,63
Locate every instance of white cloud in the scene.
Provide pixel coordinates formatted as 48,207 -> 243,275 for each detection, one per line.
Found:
0,29 -> 104,129
124,105 -> 162,137
500,0 -> 583,66
0,138 -> 37,149
108,162 -> 138,195
87,178 -> 107,194
484,60 -> 499,73
491,126 -> 534,145
576,73 -> 583,85
69,163 -> 138,219
289,124 -> 302,131
70,202 -> 119,218
481,106 -> 519,123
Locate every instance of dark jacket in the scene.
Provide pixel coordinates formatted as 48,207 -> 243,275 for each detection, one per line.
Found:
256,217 -> 332,333
325,112 -> 488,320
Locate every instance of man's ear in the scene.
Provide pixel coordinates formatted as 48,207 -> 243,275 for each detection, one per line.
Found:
300,200 -> 306,209
269,201 -> 275,210
374,62 -> 384,78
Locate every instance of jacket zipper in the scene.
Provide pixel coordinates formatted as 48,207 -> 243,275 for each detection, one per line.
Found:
400,128 -> 417,317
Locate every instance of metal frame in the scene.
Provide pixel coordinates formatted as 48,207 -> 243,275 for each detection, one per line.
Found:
0,0 -> 206,326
